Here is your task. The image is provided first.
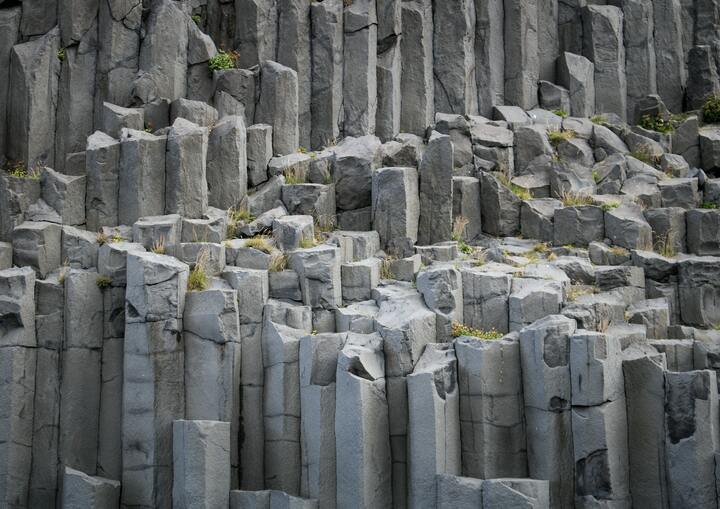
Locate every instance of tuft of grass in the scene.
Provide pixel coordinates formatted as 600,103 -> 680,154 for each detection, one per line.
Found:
227,206 -> 255,239
191,14 -> 201,24
547,252 -> 558,261
111,233 -> 124,243
533,242 -> 551,254
497,174 -> 531,201
552,109 -> 568,118
559,191 -> 595,207
268,253 -> 288,272
284,168 -> 306,185
638,113 -> 676,134
548,129 -> 576,147
703,95 -> 720,124
451,321 -> 504,340
208,50 -> 238,72
610,245 -> 629,257
246,235 -> 273,254
701,202 -> 718,209
151,236 -> 166,255
628,146 -> 658,166
600,200 -> 621,212
452,216 -> 470,241
590,114 -> 607,125
96,276 -> 112,289
96,232 -> 108,245
6,161 -> 40,180
655,233 -> 677,258
57,47 -> 66,62
567,285 -> 596,301
187,250 -> 209,292
592,170 -> 601,183
299,236 -> 316,249
380,257 -> 395,280
458,240 -> 473,255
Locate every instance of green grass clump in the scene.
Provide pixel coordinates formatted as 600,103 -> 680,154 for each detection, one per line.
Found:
628,146 -> 658,166
187,257 -> 209,293
552,109 -> 568,118
227,206 -> 256,239
268,253 -> 288,272
701,202 -> 719,209
600,200 -> 621,212
246,236 -> 273,254
548,129 -> 576,147
57,48 -> 66,62
284,168 -> 306,185
451,321 -> 504,340
638,113 -> 676,134
299,236 -> 316,249
208,50 -> 237,72
497,174 -> 531,201
655,233 -> 677,258
458,240 -> 473,255
703,95 -> 720,124
151,236 -> 166,255
590,114 -> 607,125
96,276 -> 112,289
6,161 -> 40,180
191,14 -> 201,24
532,242 -> 551,254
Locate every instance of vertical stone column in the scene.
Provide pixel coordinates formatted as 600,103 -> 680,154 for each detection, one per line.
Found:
376,0 -> 402,142
400,0 -> 434,136
118,129 -> 167,225
183,288 -> 242,486
60,270 -> 104,476
538,0 -> 559,83
0,7 -> 21,168
653,0 -> 687,113
582,5 -> 627,119
335,333 -> 391,509
475,0 -> 504,116
0,267 -> 36,509
263,320 -> 307,494
455,336 -> 527,479
371,167 -> 420,258
299,333 -> 346,508
433,0 -> 477,115
165,118 -> 209,219
256,61 -> 300,156
343,0 -> 377,137
558,0 -> 584,55
407,344 -> 460,509
519,314 -> 576,509
7,28 -> 60,169
222,267 -> 269,490
460,268 -> 511,333
172,420 -> 231,509
86,132 -> 121,231
310,0 -> 344,149
122,252 -> 188,509
207,115 -> 247,211
235,0 -> 278,69
621,0 -> 657,122
504,0 -> 539,109
417,132 -> 453,246
277,0 -> 312,148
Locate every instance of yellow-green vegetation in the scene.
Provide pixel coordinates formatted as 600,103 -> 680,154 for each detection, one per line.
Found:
532,242 -> 551,254
284,168 -> 305,185
638,113 -> 677,134
6,161 -> 40,179
57,47 -> 66,62
268,253 -> 288,272
547,252 -> 558,261
246,235 -> 273,254
187,250 -> 209,292
227,206 -> 255,239
559,191 -> 595,207
191,14 -> 201,24
111,233 -> 124,243
548,129 -> 576,147
473,251 -> 487,266
451,321 -> 504,340
451,216 -> 469,242
96,276 -> 112,289
297,146 -> 308,154
96,232 -> 108,245
628,146 -> 658,166
458,240 -> 473,255
315,215 -> 335,233
655,233 -> 677,258
299,236 -> 316,249
151,236 -> 166,254
552,109 -> 568,118
497,174 -> 531,201
208,50 -> 237,72
701,202 -> 719,209
600,200 -> 621,212
590,114 -> 607,125
567,285 -> 596,301
592,170 -> 601,183
703,95 -> 720,124
610,245 -> 629,257
380,257 -> 395,280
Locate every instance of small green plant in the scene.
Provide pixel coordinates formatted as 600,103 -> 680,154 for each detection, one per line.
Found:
548,129 -> 575,147
600,200 -> 621,212
552,109 -> 568,118
227,206 -> 255,239
6,161 -> 40,180
208,50 -> 237,72
590,114 -> 607,125
451,216 -> 469,242
701,202 -> 719,209
246,235 -> 273,254
532,242 -> 551,254
297,146 -> 308,154
111,233 -> 124,243
187,250 -> 209,292
628,146 -> 658,166
655,233 -> 677,258
451,321 -> 504,340
268,253 -> 288,272
151,236 -> 166,255
703,95 -> 720,124
559,191 -> 595,207
497,174 -> 531,201
57,47 -> 66,62
191,14 -> 201,24
284,168 -> 306,185
567,285 -> 595,301
592,170 -> 601,183
96,276 -> 113,289
638,113 -> 676,134
458,240 -> 473,255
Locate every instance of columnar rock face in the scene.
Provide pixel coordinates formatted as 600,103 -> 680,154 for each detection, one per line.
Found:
5,2 -> 720,507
